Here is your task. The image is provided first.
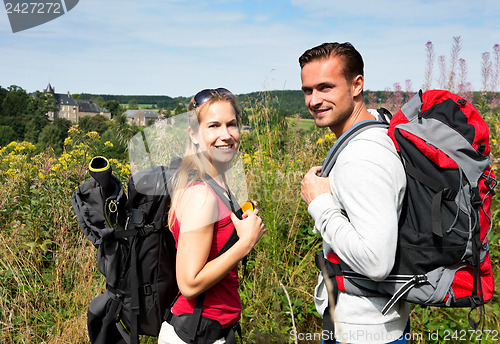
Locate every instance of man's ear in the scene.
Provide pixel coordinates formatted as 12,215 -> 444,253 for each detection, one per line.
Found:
352,74 -> 364,97
188,126 -> 199,145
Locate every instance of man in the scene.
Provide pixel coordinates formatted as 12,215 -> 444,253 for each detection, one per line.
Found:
299,42 -> 409,344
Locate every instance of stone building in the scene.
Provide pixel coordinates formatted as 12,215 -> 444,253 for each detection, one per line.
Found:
42,84 -> 111,123
124,109 -> 160,126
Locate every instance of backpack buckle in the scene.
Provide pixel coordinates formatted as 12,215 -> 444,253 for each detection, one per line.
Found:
131,209 -> 145,226
142,284 -> 152,296
442,188 -> 457,201
141,225 -> 155,236
471,188 -> 482,207
471,295 -> 483,306
486,176 -> 497,196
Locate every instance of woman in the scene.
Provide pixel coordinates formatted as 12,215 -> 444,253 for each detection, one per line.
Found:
158,88 -> 265,344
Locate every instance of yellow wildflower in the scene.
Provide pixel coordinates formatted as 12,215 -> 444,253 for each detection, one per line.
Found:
68,125 -> 81,135
86,131 -> 101,141
6,142 -> 17,149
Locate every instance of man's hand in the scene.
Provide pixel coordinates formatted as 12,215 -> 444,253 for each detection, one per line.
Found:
301,166 -> 331,205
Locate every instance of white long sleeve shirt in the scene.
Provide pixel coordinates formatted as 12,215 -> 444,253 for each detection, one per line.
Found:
308,125 -> 410,343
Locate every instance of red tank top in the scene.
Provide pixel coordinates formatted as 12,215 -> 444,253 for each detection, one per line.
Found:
171,183 -> 241,328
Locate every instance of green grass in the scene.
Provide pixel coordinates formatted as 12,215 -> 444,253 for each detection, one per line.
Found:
120,103 -> 158,110
286,116 -> 315,132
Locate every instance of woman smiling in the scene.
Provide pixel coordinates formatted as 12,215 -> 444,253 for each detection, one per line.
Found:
159,88 -> 265,344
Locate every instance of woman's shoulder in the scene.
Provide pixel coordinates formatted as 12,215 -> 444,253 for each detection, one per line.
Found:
181,182 -> 217,207
174,183 -> 218,227
174,182 -> 217,222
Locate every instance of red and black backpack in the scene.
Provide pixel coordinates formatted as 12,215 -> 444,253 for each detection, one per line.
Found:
319,89 -> 496,328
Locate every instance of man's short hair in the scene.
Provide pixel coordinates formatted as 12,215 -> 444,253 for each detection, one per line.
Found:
299,42 -> 364,82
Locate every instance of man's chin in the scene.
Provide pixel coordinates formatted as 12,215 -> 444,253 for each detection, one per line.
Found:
313,117 -> 331,128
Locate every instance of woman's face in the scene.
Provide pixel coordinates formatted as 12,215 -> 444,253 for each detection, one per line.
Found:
191,100 -> 240,165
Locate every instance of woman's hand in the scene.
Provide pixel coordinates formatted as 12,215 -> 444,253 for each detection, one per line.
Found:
230,210 -> 265,254
241,201 -> 259,219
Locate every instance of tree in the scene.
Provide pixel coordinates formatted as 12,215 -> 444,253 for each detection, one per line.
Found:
91,96 -> 104,108
37,118 -> 71,154
27,91 -> 54,117
0,85 -> 30,141
38,125 -> 64,154
52,118 -> 72,134
173,103 -> 186,116
0,86 -> 7,114
24,92 -> 52,143
0,125 -> 16,147
0,85 -> 29,118
25,116 -> 49,144
114,113 -> 127,127
79,115 -> 109,135
128,99 -> 139,110
102,100 -> 124,118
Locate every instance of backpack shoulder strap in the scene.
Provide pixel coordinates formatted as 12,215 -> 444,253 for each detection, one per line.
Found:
321,120 -> 389,177
204,176 -> 243,217
203,175 -> 243,255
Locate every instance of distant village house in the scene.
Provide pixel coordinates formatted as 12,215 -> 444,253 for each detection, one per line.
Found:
124,109 -> 160,126
42,84 -> 111,123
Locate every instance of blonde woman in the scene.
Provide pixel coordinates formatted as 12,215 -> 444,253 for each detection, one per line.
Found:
159,88 -> 265,344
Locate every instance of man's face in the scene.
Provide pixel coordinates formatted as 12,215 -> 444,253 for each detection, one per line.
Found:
301,55 -> 355,132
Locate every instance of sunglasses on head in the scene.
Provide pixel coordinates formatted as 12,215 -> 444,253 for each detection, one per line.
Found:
192,88 -> 234,108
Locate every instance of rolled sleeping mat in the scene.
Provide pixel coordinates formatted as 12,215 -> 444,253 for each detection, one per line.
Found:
89,156 -> 114,199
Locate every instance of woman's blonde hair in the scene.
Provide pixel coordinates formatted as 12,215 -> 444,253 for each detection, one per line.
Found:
168,89 -> 241,228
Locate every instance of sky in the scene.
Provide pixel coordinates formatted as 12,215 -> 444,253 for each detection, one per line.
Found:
1,0 -> 499,98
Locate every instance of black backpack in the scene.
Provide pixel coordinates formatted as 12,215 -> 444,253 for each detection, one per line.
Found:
71,156 -> 243,344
